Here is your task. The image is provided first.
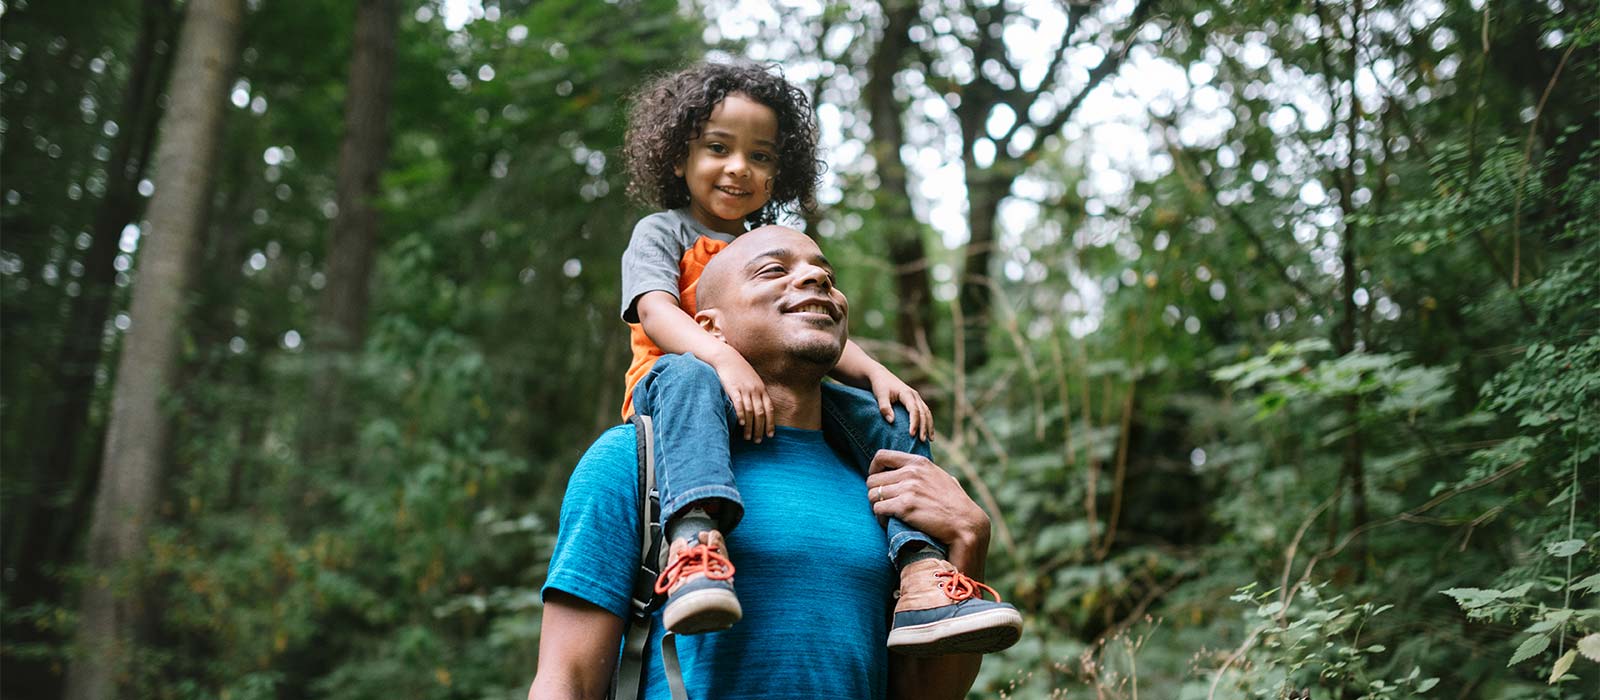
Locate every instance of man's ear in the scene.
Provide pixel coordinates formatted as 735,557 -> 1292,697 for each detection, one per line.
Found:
695,309 -> 725,341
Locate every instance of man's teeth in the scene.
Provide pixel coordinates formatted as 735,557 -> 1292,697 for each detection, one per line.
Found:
795,304 -> 828,315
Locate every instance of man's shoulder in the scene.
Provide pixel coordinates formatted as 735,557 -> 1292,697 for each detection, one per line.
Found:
575,424 -> 638,477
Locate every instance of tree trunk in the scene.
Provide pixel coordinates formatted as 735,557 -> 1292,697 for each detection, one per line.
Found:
1331,0 -> 1369,577
64,0 -> 243,697
958,174 -> 1003,371
10,0 -> 175,567
866,0 -> 934,353
0,6 -> 175,695
302,0 -> 400,468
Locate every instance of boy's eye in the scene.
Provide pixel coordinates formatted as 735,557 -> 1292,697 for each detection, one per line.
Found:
707,143 -> 728,154
753,152 -> 775,163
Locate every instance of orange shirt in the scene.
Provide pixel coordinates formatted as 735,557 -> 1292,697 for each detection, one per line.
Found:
621,234 -> 729,418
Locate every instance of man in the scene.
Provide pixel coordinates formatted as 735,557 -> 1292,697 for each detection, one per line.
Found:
530,226 -> 1003,699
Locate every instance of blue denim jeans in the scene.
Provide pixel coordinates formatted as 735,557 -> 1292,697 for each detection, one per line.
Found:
631,353 -> 944,563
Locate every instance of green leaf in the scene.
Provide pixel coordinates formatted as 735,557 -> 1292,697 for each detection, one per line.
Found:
1526,609 -> 1574,634
1509,634 -> 1551,667
1502,582 -> 1535,598
1442,587 -> 1503,609
1572,573 -> 1600,593
1416,678 -> 1440,692
1546,539 -> 1585,557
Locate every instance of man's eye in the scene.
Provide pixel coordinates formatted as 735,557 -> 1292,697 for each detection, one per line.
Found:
760,265 -> 785,276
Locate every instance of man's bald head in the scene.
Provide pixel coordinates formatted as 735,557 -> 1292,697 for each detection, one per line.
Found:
693,225 -> 850,375
697,225 -> 811,312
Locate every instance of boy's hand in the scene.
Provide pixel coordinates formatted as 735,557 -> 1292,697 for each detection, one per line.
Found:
709,348 -> 773,442
868,368 -> 933,442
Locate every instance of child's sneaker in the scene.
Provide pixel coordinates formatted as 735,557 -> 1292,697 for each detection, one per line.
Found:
654,529 -> 741,635
887,558 -> 1023,656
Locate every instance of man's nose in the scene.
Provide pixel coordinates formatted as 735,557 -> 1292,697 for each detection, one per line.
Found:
794,264 -> 831,290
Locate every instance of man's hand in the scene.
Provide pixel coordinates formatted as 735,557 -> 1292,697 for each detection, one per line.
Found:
865,450 -> 990,574
867,368 -> 934,442
707,347 -> 774,442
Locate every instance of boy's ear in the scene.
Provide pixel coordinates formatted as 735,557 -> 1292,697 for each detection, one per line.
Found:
695,309 -> 725,341
673,156 -> 686,179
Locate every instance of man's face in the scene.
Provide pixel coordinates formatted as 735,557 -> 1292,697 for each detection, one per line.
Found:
702,228 -> 849,371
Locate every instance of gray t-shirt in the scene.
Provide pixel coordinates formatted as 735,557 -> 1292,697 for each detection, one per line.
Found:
619,209 -> 737,323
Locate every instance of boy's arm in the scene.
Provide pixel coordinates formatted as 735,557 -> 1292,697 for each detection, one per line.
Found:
831,340 -> 932,440
635,291 -> 773,441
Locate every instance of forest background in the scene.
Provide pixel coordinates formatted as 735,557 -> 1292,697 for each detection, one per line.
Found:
1,0 -> 1596,698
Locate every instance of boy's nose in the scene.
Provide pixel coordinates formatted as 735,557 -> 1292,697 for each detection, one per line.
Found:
726,155 -> 751,177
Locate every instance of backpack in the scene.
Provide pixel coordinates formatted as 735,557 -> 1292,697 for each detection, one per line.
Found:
610,413 -> 689,700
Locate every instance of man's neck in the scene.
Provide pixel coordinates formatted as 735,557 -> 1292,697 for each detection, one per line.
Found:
766,381 -> 824,430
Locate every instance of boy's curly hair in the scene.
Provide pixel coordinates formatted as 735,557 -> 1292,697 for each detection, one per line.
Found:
623,61 -> 822,227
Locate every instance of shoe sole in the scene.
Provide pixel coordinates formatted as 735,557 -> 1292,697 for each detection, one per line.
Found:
887,607 -> 1023,656
662,588 -> 742,635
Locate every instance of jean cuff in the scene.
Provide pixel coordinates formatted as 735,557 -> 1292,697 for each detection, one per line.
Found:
887,530 -> 946,565
661,485 -> 744,530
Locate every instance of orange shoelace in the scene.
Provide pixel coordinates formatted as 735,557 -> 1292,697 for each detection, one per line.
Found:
653,542 -> 735,595
934,570 -> 1003,603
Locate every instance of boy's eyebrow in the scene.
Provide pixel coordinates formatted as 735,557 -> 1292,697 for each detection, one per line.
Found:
701,129 -> 778,149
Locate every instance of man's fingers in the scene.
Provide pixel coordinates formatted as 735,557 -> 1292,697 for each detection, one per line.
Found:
868,448 -> 924,476
871,494 -> 912,518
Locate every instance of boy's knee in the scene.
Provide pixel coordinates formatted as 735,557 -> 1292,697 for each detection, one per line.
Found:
659,352 -> 719,385
646,353 -> 723,400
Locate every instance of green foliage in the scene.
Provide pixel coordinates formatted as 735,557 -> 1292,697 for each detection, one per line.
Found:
1215,584 -> 1442,699
4,0 -> 1597,697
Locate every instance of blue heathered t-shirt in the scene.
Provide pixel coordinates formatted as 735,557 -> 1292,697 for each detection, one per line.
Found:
542,424 -> 895,699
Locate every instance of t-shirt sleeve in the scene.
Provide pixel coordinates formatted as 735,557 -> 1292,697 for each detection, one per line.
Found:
620,213 -> 689,323
540,426 -> 641,618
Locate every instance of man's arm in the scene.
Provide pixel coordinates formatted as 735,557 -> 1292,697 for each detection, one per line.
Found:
527,591 -> 626,700
867,451 -> 993,700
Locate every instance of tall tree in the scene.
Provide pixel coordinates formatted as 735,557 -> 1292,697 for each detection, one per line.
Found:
0,3 -> 176,694
301,0 -> 400,468
924,0 -> 1156,370
866,0 -> 937,352
65,0 -> 243,697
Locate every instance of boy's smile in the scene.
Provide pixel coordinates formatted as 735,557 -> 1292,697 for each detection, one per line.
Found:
675,93 -> 779,235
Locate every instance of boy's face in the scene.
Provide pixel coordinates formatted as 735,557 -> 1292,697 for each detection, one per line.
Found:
675,93 -> 779,235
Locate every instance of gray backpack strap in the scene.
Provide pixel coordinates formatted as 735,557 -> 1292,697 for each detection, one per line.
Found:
613,414 -> 689,700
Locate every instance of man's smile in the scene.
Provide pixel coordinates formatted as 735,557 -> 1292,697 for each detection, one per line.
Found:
782,297 -> 841,322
